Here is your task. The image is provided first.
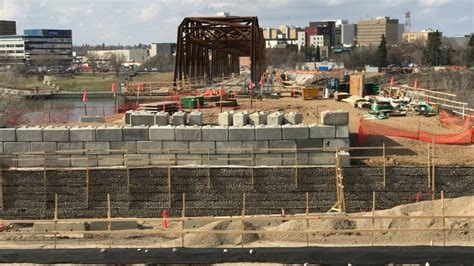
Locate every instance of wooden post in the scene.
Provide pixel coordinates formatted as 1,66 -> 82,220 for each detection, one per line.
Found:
294,144 -> 298,188
181,193 -> 186,248
432,139 -> 436,200
54,193 -> 58,249
306,192 -> 309,247
107,193 -> 112,248
167,166 -> 172,208
382,142 -> 386,187
371,191 -> 375,246
441,190 -> 445,246
427,142 -> 431,188
251,147 -> 255,191
241,193 -> 246,248
43,152 -> 47,218
207,149 -> 211,190
0,161 -> 3,210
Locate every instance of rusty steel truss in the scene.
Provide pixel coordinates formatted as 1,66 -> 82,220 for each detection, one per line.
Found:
174,16 -> 266,84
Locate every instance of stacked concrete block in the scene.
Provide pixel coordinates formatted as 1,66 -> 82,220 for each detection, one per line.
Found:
175,126 -> 201,141
255,125 -> 282,140
150,154 -> 176,165
284,112 -> 303,125
176,154 -> 202,165
256,154 -> 282,166
136,141 -> 162,154
70,127 -> 96,142
269,140 -> 296,154
130,112 -> 155,126
203,154 -> 228,166
17,155 -> 44,167
189,142 -> 215,154
45,155 -> 71,167
309,124 -> 336,139
282,124 -> 309,140
202,126 -> 228,141
57,142 -> 84,155
249,112 -> 268,126
296,139 -> 323,152
242,141 -> 269,154
308,152 -> 336,165
16,127 -> 43,142
228,154 -> 252,166
98,155 -> 124,167
4,142 -> 30,154
85,142 -> 110,155
282,153 -> 309,165
163,141 -> 188,154
321,110 -> 349,125
0,128 -> 16,141
124,110 -> 133,125
31,142 -> 56,153
216,141 -> 242,154
154,112 -> 169,126
218,111 -> 233,126
79,116 -> 105,123
267,112 -> 285,125
149,125 -> 175,141
0,114 -> 5,128
43,127 -> 69,142
188,111 -> 203,126
71,155 -> 98,167
233,111 -> 250,127
323,138 -> 350,152
110,141 -> 136,154
336,125 -> 349,138
125,154 -> 150,167
123,126 -> 149,141
96,126 -> 122,142
228,126 -> 255,141
172,112 -> 188,126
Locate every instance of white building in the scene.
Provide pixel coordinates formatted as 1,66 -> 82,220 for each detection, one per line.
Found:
0,36 -> 25,63
310,35 -> 329,47
87,49 -> 148,63
297,31 -> 306,50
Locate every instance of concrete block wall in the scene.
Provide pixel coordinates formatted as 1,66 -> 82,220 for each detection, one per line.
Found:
0,111 -> 350,168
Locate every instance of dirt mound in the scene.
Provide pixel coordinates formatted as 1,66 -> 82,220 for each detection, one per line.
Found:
178,220 -> 259,247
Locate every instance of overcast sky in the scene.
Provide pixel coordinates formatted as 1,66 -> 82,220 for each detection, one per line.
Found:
0,0 -> 472,45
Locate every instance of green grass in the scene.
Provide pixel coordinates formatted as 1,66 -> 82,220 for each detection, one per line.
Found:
0,72 -> 175,92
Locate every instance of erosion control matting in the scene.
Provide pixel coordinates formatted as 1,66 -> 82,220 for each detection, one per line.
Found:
0,246 -> 472,264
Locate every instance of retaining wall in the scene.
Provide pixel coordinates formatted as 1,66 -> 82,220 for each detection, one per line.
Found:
0,166 -> 471,219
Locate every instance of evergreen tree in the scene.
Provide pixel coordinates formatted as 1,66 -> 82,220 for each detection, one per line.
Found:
375,34 -> 388,67
315,45 -> 321,62
423,31 -> 442,66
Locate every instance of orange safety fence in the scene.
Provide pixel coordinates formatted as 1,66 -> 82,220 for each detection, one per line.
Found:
439,109 -> 474,130
358,117 -> 474,145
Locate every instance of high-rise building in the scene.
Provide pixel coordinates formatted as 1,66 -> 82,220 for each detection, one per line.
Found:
309,21 -> 336,46
263,26 -> 302,48
23,29 -> 73,64
357,17 -> 400,46
341,24 -> 357,46
0,20 -> 16,35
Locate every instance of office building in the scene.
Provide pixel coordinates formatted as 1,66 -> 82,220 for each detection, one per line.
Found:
87,49 -> 148,63
357,17 -> 400,46
0,20 -> 16,35
341,24 -> 357,46
23,29 -> 73,64
0,28 -> 72,65
263,26 -> 302,48
149,43 -> 176,59
403,29 -> 440,43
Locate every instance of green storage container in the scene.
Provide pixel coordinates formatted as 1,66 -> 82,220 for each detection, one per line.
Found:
181,96 -> 204,108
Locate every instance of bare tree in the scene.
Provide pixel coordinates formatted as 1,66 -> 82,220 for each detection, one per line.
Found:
107,52 -> 125,77
87,52 -> 99,76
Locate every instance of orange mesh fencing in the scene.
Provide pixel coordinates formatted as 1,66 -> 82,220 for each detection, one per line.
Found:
439,110 -> 473,130
358,117 -> 473,145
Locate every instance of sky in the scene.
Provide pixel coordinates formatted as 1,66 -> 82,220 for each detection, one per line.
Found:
0,0 -> 472,45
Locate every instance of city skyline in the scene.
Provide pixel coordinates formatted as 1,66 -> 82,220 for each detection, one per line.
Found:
0,0 -> 472,45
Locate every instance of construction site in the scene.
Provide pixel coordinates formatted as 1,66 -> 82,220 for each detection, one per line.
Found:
0,16 -> 472,265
